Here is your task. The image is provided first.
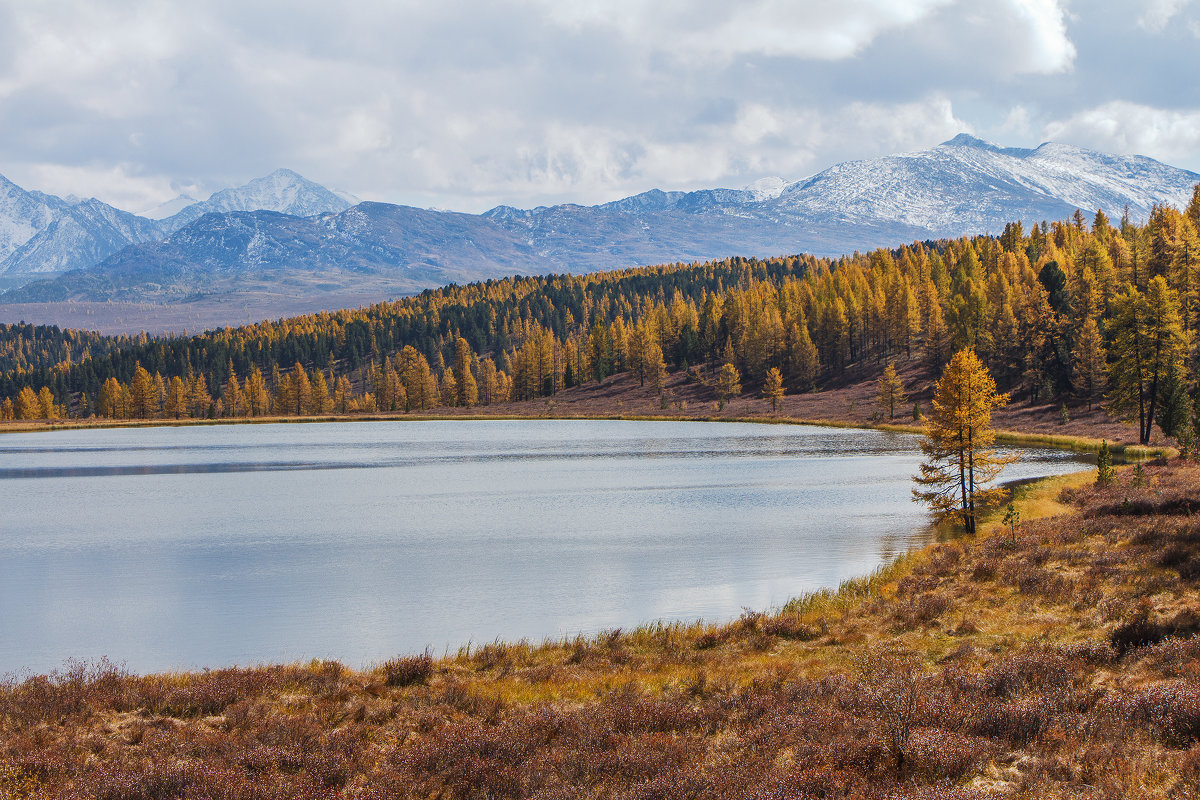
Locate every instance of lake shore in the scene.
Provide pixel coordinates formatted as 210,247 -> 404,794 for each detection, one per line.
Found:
3,451 -> 1198,797
0,363 -> 1174,458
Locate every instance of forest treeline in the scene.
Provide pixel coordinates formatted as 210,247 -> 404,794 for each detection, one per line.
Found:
3,186 -> 1200,443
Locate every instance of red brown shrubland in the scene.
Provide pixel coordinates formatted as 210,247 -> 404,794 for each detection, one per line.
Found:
2,462 -> 1200,798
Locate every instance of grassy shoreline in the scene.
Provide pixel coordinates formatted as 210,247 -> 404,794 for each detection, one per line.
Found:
4,457 -> 1199,797
0,407 -> 1176,460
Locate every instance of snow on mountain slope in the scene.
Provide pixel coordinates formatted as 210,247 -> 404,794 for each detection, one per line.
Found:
0,175 -> 165,276
161,169 -> 356,231
2,200 -> 164,274
4,136 -> 1199,308
772,134 -> 1199,234
0,174 -> 59,264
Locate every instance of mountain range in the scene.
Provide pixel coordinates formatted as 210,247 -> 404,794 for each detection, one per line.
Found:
2,135 -> 1198,311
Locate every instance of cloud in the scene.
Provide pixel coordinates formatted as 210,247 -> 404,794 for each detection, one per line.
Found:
533,0 -> 953,62
1006,0 -> 1076,73
1043,101 -> 1200,162
0,1 -> 1194,215
1138,0 -> 1192,31
17,162 -> 178,212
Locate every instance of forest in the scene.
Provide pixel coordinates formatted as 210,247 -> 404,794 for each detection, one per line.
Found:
3,186 -> 1200,444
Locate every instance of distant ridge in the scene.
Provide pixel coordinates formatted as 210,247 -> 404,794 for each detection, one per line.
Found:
0,169 -> 358,281
2,136 -> 1198,310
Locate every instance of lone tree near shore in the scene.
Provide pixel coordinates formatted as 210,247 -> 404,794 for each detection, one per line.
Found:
877,361 -> 906,420
913,349 -> 1014,534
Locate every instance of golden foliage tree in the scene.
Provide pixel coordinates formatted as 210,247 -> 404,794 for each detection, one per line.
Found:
1072,316 -> 1107,410
130,363 -> 158,419
913,349 -> 1013,534
715,362 -> 741,409
877,361 -> 906,420
1108,276 -> 1189,443
762,367 -> 784,413
16,386 -> 41,419
246,367 -> 269,416
453,337 -> 478,407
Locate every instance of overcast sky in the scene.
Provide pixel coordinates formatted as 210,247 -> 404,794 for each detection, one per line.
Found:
1,0 -> 1197,215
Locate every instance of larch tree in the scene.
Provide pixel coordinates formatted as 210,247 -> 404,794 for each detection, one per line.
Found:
223,372 -> 244,418
453,337 -> 477,407
334,375 -> 353,414
309,371 -> 332,415
16,386 -> 41,419
98,377 -> 123,419
646,337 -> 667,394
246,367 -> 269,416
787,320 -> 819,392
762,367 -> 784,413
478,359 -> 499,405
877,361 -> 906,420
165,376 -> 188,419
37,386 -> 58,419
294,364 -> 313,415
715,362 -> 741,409
913,348 -> 1014,534
130,363 -> 157,419
1108,276 -> 1189,444
1072,316 -> 1107,410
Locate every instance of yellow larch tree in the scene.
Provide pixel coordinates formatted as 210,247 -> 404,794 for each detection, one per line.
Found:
913,348 -> 1014,534
877,361 -> 906,420
762,367 -> 784,413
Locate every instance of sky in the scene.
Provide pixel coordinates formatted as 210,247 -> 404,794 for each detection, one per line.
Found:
0,0 -> 1198,215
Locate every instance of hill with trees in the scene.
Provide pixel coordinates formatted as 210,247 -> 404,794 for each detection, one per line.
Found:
3,187 -> 1200,446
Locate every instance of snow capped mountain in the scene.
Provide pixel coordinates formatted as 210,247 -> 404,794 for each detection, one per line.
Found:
0,176 -> 164,276
2,199 -> 163,275
160,169 -> 357,231
3,137 -> 1198,312
0,174 -> 60,264
770,134 -> 1198,235
0,169 -> 361,281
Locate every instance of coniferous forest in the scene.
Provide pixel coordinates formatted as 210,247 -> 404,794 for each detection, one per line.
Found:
3,188 -> 1200,445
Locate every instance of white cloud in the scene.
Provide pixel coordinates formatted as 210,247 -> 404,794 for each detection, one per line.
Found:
1005,0 -> 1076,73
1043,101 -> 1200,162
1001,105 -> 1033,136
0,0 -> 1195,215
1138,0 -> 1192,31
533,0 -> 953,62
12,162 -> 177,212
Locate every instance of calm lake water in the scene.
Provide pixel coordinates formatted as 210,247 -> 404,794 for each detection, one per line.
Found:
0,420 -> 1091,675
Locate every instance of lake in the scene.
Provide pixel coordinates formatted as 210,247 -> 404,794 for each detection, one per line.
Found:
0,419 -> 1092,675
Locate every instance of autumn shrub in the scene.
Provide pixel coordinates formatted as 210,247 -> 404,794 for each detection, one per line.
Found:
136,668 -> 276,717
1111,615 -> 1171,655
0,659 -> 131,726
894,591 -> 952,627
969,696 -> 1057,745
381,652 -> 433,687
1139,635 -> 1200,679
904,728 -> 993,782
759,615 -> 820,641
982,648 -> 1082,699
1108,680 -> 1200,747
